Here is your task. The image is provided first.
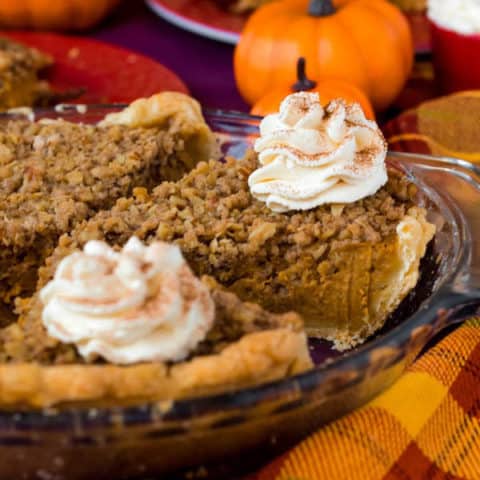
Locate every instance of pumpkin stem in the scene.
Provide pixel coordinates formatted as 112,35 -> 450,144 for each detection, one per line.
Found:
308,0 -> 335,16
292,57 -> 317,92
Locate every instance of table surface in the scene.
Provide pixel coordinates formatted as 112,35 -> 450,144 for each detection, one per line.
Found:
91,1 -> 249,112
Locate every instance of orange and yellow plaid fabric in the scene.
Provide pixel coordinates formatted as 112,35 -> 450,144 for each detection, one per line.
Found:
252,318 -> 480,480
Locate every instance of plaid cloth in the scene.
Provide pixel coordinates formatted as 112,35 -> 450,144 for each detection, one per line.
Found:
384,91 -> 480,160
251,318 -> 480,480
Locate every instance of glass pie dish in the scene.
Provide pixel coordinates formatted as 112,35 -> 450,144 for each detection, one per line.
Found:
0,106 -> 480,480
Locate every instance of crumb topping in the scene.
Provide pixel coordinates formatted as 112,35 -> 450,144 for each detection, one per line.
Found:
1,150 -> 419,365
0,100 -> 215,309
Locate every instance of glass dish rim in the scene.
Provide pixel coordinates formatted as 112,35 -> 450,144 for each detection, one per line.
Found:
0,105 -> 476,427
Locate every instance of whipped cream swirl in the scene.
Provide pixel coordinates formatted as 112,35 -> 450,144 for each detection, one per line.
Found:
428,0 -> 480,35
40,237 -> 215,365
248,92 -> 388,213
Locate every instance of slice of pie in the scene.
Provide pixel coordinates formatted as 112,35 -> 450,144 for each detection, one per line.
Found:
0,37 -> 54,109
0,37 -> 86,109
0,239 -> 311,409
0,92 -> 216,314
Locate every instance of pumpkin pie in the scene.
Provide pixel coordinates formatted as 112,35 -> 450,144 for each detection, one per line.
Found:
0,37 -> 55,109
0,92 -> 434,408
0,36 -> 86,109
0,91 -> 216,316
10,95 -> 435,354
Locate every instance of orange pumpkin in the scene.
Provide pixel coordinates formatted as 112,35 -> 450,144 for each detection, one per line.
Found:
251,57 -> 375,119
0,0 -> 120,30
234,0 -> 414,111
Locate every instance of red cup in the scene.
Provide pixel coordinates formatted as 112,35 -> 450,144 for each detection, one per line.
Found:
430,20 -> 480,94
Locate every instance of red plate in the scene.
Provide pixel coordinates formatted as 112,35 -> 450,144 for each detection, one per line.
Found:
147,0 -> 430,52
1,31 -> 188,104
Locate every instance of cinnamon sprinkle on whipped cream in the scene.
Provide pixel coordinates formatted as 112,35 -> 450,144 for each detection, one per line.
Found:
248,92 -> 388,213
40,237 -> 215,365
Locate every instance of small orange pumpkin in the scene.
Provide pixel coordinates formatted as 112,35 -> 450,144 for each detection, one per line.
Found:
235,0 -> 414,111
0,0 -> 120,30
251,57 -> 375,119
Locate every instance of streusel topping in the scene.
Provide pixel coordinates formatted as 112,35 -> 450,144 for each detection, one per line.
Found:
2,151 -> 420,363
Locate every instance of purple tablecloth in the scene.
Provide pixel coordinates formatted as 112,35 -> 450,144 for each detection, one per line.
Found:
90,1 -> 249,112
